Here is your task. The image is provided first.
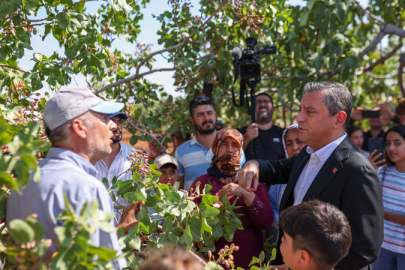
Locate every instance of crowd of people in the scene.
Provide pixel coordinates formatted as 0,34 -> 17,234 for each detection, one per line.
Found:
6,82 -> 405,270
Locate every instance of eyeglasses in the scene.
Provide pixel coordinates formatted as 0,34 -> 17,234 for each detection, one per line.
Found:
256,100 -> 271,105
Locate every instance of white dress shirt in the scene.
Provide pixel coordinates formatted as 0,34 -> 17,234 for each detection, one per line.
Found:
293,134 -> 347,205
95,142 -> 137,224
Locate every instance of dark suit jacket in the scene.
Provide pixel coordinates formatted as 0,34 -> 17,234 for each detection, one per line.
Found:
258,137 -> 383,270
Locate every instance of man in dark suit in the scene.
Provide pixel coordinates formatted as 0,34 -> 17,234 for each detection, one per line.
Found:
238,82 -> 383,270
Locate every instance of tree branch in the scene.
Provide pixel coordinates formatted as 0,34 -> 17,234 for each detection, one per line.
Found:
130,89 -> 167,116
173,17 -> 185,39
95,3 -> 226,94
94,68 -> 175,94
195,52 -> 216,61
360,26 -> 388,57
126,118 -> 166,149
354,0 -> 384,23
0,64 -> 27,73
356,43 -> 404,74
367,71 -> 397,79
398,54 -> 405,97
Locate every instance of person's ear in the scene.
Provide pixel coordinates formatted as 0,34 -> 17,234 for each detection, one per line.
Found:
71,118 -> 88,139
190,116 -> 195,125
297,249 -> 312,267
334,111 -> 347,129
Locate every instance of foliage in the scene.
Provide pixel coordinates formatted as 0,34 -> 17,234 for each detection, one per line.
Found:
2,0 -> 404,268
104,153 -> 244,268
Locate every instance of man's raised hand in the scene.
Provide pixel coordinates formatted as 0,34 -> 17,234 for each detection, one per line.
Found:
237,160 -> 260,192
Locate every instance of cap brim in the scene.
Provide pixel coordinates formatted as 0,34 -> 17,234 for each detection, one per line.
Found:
159,162 -> 178,169
106,112 -> 128,120
91,100 -> 124,114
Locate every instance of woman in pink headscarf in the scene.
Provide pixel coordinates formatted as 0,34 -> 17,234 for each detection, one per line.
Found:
189,128 -> 273,269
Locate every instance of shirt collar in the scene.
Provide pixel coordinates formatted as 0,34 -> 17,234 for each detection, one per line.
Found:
306,133 -> 347,162
190,136 -> 198,145
118,142 -> 124,156
46,147 -> 98,177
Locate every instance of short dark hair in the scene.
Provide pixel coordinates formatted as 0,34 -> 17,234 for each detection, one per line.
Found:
303,82 -> 352,129
189,96 -> 215,117
44,112 -> 93,145
346,125 -> 362,138
160,163 -> 178,170
384,125 -> 405,166
256,92 -> 274,107
396,100 -> 405,116
44,121 -> 72,144
279,200 -> 352,269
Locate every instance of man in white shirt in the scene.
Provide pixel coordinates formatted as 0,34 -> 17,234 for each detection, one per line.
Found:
238,82 -> 383,270
95,111 -> 137,224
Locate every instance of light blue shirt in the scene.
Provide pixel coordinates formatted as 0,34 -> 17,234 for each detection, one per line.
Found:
175,136 -> 246,191
7,147 -> 126,269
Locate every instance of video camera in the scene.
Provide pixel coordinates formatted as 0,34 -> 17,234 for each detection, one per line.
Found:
231,37 -> 276,159
232,37 -> 276,80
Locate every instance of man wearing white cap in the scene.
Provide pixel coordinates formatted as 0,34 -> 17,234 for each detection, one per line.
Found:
7,87 -> 128,269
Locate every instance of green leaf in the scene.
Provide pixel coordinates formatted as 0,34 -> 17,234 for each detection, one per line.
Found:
33,53 -> 42,61
128,223 -> 139,235
201,217 -> 212,233
0,172 -> 17,190
249,257 -> 260,267
299,9 -> 309,27
259,251 -> 265,263
9,219 -> 35,243
67,21 -> 77,33
56,13 -> 69,22
66,45 -> 79,61
58,20 -> 69,29
180,225 -> 193,249
138,206 -> 150,227
127,236 -> 141,250
123,185 -> 147,202
162,216 -> 173,234
102,177 -> 109,190
129,135 -> 138,146
26,217 -> 45,243
201,203 -> 220,218
204,261 -> 225,270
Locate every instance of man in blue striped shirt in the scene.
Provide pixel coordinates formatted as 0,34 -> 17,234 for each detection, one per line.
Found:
175,96 -> 245,191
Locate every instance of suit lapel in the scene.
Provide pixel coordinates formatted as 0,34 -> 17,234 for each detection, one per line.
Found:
279,149 -> 310,211
302,137 -> 352,201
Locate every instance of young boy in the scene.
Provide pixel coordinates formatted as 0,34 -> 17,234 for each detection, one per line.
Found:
154,154 -> 180,186
278,200 -> 352,270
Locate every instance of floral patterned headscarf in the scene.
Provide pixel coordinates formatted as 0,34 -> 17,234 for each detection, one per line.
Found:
208,128 -> 244,179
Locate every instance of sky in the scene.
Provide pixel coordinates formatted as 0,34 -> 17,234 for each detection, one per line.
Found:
20,0 -> 368,98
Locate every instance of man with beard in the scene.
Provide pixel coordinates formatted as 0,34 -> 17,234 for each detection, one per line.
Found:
238,93 -> 285,161
95,111 -> 137,225
175,96 -> 246,191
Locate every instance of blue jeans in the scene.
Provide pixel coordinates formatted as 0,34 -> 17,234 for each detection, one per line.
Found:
372,247 -> 405,270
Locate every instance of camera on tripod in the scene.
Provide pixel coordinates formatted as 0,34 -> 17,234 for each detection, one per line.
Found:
231,37 -> 277,159
232,37 -> 276,79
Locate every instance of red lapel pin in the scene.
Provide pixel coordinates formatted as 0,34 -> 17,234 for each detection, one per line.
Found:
333,168 -> 337,173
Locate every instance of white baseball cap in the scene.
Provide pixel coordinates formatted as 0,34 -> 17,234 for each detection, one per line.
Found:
44,87 -> 124,131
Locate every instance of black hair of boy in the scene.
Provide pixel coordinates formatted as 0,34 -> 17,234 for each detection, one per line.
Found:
189,96 -> 216,116
279,200 -> 352,269
160,163 -> 178,170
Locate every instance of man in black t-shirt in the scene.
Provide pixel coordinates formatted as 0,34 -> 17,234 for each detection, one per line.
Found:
238,93 -> 285,161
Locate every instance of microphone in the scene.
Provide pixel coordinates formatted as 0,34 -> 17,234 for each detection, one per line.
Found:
231,47 -> 242,60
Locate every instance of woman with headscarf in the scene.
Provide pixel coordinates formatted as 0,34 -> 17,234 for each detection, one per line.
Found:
189,128 -> 273,269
